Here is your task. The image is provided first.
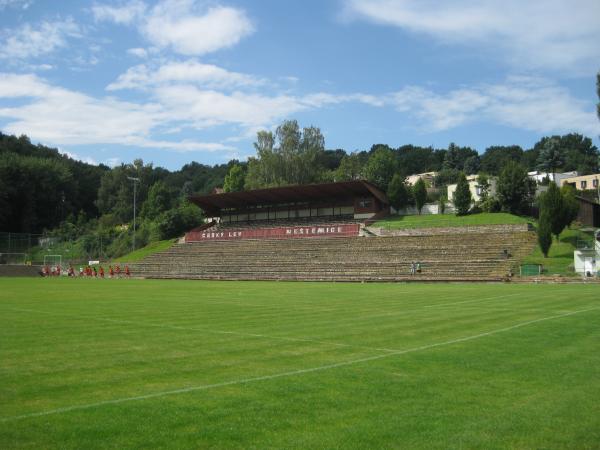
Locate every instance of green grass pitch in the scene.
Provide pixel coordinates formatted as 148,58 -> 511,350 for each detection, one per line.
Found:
1,278 -> 599,449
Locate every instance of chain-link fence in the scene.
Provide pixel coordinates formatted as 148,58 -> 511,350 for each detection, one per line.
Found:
0,232 -> 71,265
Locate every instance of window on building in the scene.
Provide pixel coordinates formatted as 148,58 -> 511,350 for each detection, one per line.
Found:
581,180 -> 587,189
359,198 -> 372,208
475,186 -> 482,196
593,179 -> 599,188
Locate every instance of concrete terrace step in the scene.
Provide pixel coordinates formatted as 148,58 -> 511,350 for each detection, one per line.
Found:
129,230 -> 536,282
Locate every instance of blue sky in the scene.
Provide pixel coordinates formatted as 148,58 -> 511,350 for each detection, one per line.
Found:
0,0 -> 599,170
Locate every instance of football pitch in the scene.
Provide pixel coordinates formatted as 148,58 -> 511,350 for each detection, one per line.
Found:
1,278 -> 599,449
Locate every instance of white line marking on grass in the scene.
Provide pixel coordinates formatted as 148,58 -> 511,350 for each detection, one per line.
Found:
7,307 -> 400,353
2,306 -> 598,423
423,293 -> 522,308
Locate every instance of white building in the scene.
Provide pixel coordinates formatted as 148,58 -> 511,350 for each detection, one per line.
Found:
406,172 -> 437,187
573,230 -> 600,277
447,175 -> 497,203
528,171 -> 578,185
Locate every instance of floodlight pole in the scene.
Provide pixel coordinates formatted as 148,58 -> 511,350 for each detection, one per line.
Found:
128,177 -> 140,252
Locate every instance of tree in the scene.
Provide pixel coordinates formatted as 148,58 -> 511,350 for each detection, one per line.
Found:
335,152 -> 365,181
412,178 -> 427,214
476,174 -> 491,202
560,184 -> 580,230
396,145 -> 445,174
531,134 -> 599,175
538,182 -> 564,240
442,143 -> 478,171
0,153 -> 75,232
560,134 -> 599,174
387,174 -> 410,211
156,202 -> 204,240
453,173 -> 472,216
96,159 -> 158,223
364,147 -> 398,191
244,120 -> 327,189
223,164 -> 245,192
141,181 -> 172,220
438,192 -> 447,214
320,149 -> 347,171
463,155 -> 481,174
180,181 -> 194,200
497,161 -> 534,214
536,137 -> 565,176
480,146 -> 524,175
537,211 -> 553,257
433,168 -> 461,187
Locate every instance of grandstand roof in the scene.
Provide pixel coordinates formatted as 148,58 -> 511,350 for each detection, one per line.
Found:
189,180 -> 388,215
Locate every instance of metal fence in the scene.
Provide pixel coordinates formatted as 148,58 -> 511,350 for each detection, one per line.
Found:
0,232 -> 69,264
520,264 -> 542,276
1,232 -> 39,253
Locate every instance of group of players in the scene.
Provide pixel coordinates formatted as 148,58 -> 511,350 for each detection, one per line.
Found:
42,264 -> 131,278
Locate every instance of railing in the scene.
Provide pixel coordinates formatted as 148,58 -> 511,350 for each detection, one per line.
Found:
576,238 -> 595,250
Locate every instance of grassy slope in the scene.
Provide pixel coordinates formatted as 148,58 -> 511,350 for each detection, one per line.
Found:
374,212 -> 530,229
1,279 -> 599,449
113,239 -> 177,263
522,226 -> 593,276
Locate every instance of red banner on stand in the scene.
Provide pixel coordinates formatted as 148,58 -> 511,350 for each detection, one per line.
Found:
185,223 -> 360,242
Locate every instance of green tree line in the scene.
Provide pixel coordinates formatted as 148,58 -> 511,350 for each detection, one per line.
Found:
1,122 -> 598,258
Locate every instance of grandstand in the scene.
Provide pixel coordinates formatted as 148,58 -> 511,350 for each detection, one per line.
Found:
130,181 -> 536,281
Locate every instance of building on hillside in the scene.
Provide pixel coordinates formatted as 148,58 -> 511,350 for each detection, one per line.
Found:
560,173 -> 600,191
528,170 -> 578,185
447,175 -> 497,203
406,172 -> 437,187
575,196 -> 600,228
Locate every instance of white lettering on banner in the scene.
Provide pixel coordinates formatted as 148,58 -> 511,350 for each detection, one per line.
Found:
192,224 -> 357,241
286,226 -> 348,236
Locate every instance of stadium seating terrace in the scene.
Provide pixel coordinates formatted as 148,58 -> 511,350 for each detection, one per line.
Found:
130,180 -> 536,281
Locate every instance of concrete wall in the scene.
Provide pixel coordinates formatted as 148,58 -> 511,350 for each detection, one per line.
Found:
392,203 -> 456,215
0,265 -> 42,277
376,223 -> 531,236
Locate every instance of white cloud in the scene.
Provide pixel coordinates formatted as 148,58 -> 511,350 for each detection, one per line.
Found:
127,47 -> 148,58
344,0 -> 600,73
0,73 -> 231,153
389,77 -> 599,136
105,157 -> 121,167
303,92 -> 385,108
93,0 -> 254,56
0,0 -> 32,10
141,1 -> 254,55
153,84 -> 305,128
0,69 -> 381,155
2,71 -> 595,158
92,0 -> 146,25
60,149 -> 99,165
0,18 -> 80,60
107,60 -> 265,91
